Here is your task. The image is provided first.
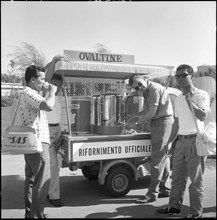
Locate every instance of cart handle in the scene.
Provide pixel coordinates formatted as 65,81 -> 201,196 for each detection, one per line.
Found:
62,70 -> 72,136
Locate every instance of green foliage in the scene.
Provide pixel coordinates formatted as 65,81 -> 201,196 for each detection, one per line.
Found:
1,73 -> 24,84
94,43 -> 112,53
1,74 -> 23,106
194,67 -> 216,80
6,41 -> 47,77
1,89 -> 19,107
1,96 -> 12,107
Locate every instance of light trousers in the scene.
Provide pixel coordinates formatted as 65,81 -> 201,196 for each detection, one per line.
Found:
146,116 -> 174,199
169,136 -> 205,216
48,125 -> 62,200
24,143 -> 50,218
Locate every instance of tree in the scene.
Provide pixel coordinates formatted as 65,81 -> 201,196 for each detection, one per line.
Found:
6,41 -> 47,77
93,43 -> 112,53
1,73 -> 23,83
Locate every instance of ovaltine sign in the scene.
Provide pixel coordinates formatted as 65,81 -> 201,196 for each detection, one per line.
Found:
64,50 -> 135,64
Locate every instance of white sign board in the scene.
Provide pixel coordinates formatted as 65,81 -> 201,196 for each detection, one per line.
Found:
71,139 -> 151,162
64,50 -> 135,64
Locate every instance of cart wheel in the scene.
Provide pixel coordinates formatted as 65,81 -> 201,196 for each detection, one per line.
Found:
105,166 -> 133,197
81,165 -> 99,180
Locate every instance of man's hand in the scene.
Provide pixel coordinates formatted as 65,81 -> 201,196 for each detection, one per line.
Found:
45,54 -> 68,83
164,142 -> 173,158
54,135 -> 63,151
49,83 -> 57,94
127,113 -> 138,121
126,116 -> 141,130
52,54 -> 66,63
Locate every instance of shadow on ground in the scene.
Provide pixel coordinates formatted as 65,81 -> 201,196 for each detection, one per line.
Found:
1,160 -> 216,219
1,174 -> 150,210
85,204 -> 216,219
1,175 -> 25,209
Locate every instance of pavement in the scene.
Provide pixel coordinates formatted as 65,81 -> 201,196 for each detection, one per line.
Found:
1,153 -> 216,219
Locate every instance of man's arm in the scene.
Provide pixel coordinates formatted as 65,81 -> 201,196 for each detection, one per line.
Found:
45,54 -> 64,83
185,94 -> 208,121
168,117 -> 179,144
40,84 -> 57,111
136,105 -> 157,124
126,105 -> 157,129
164,117 -> 179,156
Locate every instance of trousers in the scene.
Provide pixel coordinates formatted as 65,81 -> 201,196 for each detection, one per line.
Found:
24,143 -> 50,218
169,136 -> 205,216
146,116 -> 174,199
48,125 -> 62,200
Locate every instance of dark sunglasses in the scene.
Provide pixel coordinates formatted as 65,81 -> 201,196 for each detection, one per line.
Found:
134,81 -> 142,90
175,72 -> 191,79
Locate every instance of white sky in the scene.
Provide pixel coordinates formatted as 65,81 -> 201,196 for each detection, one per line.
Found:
1,1 -> 216,73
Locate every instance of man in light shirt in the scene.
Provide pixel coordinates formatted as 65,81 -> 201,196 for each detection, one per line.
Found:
45,55 -> 64,207
21,65 -> 57,218
126,74 -> 174,203
155,64 -> 210,218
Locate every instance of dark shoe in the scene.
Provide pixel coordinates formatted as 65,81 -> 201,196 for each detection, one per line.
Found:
155,206 -> 181,216
42,213 -> 48,218
49,199 -> 63,207
186,213 -> 202,218
158,192 -> 170,198
25,213 -> 48,218
136,195 -> 156,203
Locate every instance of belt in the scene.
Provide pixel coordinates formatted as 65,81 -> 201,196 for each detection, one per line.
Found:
49,123 -> 60,127
178,133 -> 197,139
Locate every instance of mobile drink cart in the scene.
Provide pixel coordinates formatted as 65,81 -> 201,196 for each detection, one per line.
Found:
53,50 -> 174,197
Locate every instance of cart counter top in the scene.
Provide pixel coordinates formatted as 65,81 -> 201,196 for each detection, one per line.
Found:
61,132 -> 151,141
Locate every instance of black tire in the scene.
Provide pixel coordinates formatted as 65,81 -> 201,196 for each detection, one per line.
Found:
105,166 -> 133,197
81,165 -> 99,180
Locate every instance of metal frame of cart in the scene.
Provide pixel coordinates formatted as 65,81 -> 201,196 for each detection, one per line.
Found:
53,53 -> 175,197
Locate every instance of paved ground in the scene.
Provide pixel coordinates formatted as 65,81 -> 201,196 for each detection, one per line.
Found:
1,153 -> 216,219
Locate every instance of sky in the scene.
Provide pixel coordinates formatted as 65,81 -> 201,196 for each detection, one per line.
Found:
1,1 -> 216,74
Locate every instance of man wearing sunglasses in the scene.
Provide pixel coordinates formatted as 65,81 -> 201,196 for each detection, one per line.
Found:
155,64 -> 210,218
126,73 -> 174,204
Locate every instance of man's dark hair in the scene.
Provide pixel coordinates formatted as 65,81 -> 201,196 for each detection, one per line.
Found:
128,74 -> 148,86
176,64 -> 194,75
25,65 -> 45,83
51,74 -> 63,82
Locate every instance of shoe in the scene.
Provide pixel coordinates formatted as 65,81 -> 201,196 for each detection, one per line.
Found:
155,206 -> 181,216
25,213 -> 48,218
158,192 -> 170,198
49,199 -> 63,207
136,195 -> 156,203
42,213 -> 48,219
186,213 -> 202,218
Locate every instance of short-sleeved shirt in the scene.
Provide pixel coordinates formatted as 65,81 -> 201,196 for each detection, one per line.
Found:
143,81 -> 173,120
175,87 -> 210,135
19,86 -> 50,144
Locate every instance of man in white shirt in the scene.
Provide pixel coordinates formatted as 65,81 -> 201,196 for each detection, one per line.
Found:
21,65 -> 57,218
45,55 -> 64,207
155,64 -> 210,218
